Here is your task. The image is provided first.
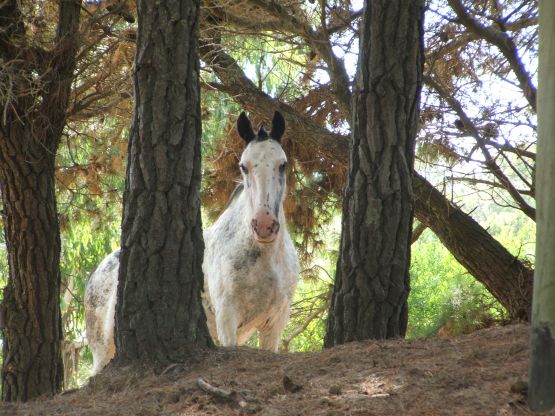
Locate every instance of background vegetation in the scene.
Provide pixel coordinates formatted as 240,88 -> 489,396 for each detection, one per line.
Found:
0,0 -> 537,388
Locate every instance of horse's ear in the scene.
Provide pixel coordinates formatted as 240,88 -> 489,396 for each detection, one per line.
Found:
270,111 -> 285,143
237,112 -> 255,143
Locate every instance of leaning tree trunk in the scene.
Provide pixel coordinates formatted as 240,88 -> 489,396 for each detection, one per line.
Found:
324,0 -> 424,346
528,0 -> 555,411
0,0 -> 80,401
116,0 -> 212,365
413,173 -> 533,320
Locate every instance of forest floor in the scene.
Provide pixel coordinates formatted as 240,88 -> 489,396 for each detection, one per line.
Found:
3,323 -> 553,416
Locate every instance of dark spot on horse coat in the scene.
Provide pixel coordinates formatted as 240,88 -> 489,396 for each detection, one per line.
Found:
233,245 -> 262,271
220,222 -> 234,244
274,171 -> 285,217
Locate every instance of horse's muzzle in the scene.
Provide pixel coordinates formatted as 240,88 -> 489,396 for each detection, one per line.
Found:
251,212 -> 280,243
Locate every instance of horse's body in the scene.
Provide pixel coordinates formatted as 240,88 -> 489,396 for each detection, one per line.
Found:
84,249 -> 119,375
84,111 -> 299,373
202,182 -> 298,350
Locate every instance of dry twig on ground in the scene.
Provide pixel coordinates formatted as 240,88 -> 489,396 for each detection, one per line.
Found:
196,377 -> 247,408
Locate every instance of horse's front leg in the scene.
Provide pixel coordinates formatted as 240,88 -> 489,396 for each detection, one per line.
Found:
215,298 -> 239,347
259,327 -> 281,352
259,306 -> 289,352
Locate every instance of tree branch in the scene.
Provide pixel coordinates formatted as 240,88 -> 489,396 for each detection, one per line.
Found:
411,222 -> 428,244
425,74 -> 536,220
447,0 -> 537,111
243,0 -> 353,116
197,378 -> 247,408
199,26 -> 349,161
451,175 -> 534,197
282,301 -> 328,351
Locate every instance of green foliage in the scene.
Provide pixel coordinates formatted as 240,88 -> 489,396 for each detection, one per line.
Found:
282,214 -> 340,352
224,36 -> 310,100
407,229 -> 506,339
283,275 -> 331,352
55,118 -> 126,387
477,205 -> 535,262
59,203 -> 121,388
200,87 -> 241,157
61,220 -> 120,327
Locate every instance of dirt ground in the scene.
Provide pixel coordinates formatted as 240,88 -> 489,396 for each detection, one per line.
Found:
2,323 -> 553,416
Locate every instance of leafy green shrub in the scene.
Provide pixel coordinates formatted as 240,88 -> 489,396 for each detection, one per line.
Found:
407,229 -> 506,339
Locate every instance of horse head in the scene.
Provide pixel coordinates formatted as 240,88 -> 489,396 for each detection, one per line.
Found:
237,111 -> 287,244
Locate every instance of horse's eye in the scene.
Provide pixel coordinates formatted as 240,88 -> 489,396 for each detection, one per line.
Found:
279,161 -> 288,173
240,164 -> 248,174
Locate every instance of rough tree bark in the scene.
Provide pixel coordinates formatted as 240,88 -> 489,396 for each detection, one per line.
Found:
0,0 -> 81,401
115,0 -> 213,365
528,0 -> 555,410
324,0 -> 424,346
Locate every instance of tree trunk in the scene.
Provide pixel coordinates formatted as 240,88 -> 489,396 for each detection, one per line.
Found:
0,139 -> 64,401
0,0 -> 80,401
413,173 -> 533,320
115,0 -> 212,365
528,0 -> 555,410
324,0 -> 424,346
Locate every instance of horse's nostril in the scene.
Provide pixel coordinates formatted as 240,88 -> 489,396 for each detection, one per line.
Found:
251,219 -> 258,232
272,221 -> 280,234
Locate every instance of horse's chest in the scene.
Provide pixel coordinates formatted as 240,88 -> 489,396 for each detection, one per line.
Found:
230,254 -> 285,314
230,255 -> 287,321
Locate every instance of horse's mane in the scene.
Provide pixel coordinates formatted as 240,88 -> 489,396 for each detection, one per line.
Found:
223,183 -> 244,210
